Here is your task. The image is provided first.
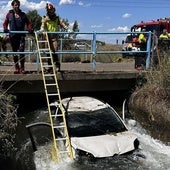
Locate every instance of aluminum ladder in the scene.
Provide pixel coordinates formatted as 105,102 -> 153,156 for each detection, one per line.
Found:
35,31 -> 73,162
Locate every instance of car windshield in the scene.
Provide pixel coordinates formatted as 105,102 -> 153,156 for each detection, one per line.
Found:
66,107 -> 127,137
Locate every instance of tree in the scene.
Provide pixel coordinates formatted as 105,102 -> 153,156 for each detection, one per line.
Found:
26,10 -> 42,31
71,20 -> 79,39
72,20 -> 79,32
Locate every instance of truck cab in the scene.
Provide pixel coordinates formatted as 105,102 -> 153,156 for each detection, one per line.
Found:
122,18 -> 170,58
131,18 -> 170,37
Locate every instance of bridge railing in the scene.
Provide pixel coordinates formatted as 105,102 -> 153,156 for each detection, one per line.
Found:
0,31 -> 153,71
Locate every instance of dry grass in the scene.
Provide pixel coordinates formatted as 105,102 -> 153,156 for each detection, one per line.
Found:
0,90 -> 18,158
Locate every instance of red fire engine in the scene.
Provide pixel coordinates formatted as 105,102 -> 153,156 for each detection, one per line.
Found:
122,18 -> 170,58
131,18 -> 170,36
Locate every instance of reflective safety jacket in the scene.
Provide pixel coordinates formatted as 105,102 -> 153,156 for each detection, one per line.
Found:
138,33 -> 146,43
40,15 -> 67,32
159,33 -> 170,39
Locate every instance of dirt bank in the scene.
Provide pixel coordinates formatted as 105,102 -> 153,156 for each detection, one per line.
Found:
128,87 -> 170,144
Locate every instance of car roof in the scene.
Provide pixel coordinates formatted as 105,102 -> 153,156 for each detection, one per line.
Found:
62,96 -> 108,112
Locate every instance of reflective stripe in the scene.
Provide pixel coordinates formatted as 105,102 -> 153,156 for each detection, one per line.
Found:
159,34 -> 169,39
46,20 -> 59,32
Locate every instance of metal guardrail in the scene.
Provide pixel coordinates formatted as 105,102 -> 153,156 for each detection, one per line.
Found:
0,31 -> 153,70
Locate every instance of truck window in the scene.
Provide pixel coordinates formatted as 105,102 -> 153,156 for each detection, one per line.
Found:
160,24 -> 166,34
125,35 -> 132,43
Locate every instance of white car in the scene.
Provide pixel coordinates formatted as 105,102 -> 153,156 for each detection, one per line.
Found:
74,42 -> 86,50
55,96 -> 139,158
26,96 -> 139,159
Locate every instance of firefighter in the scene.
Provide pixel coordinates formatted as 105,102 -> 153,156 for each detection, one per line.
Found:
135,28 -> 147,70
158,29 -> 170,51
40,3 -> 68,72
159,29 -> 170,39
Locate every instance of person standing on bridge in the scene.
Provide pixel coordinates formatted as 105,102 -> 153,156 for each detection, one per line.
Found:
135,28 -> 147,70
159,29 -> 170,39
40,3 -> 68,72
158,29 -> 170,52
3,0 -> 33,74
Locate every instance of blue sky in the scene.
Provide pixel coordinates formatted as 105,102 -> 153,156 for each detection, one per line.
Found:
1,0 -> 170,43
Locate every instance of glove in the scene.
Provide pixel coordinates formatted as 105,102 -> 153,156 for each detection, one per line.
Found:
28,29 -> 34,34
4,29 -> 9,33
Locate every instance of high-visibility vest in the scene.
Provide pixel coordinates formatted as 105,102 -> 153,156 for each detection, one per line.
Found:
159,34 -> 169,39
138,33 -> 146,43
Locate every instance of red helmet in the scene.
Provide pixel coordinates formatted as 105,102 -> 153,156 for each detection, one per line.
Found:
46,3 -> 55,10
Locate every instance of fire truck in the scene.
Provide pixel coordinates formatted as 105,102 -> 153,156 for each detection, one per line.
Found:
131,18 -> 170,36
122,18 -> 170,58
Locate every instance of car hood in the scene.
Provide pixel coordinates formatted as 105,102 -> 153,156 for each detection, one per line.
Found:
71,131 -> 137,158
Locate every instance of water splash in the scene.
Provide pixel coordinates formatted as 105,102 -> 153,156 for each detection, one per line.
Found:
34,143 -> 75,170
127,119 -> 170,170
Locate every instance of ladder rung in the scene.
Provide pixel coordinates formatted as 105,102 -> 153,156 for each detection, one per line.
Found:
40,49 -> 49,51
48,93 -> 59,96
56,137 -> 67,141
51,114 -> 62,117
46,83 -> 56,86
59,151 -> 69,154
53,125 -> 65,128
40,56 -> 51,59
42,65 -> 53,68
44,74 -> 55,76
38,40 -> 48,43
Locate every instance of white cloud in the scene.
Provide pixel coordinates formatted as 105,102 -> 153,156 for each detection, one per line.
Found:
108,28 -> 116,32
78,1 -> 84,6
108,26 -> 129,32
117,26 -> 129,32
91,24 -> 103,28
0,1 -> 8,5
79,1 -> 91,7
122,13 -> 131,18
59,0 -> 74,5
21,0 -> 47,10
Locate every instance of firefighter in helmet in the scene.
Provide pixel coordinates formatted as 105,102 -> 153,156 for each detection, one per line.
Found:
40,3 -> 68,71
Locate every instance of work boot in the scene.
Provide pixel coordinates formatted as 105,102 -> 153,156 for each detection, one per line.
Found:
20,61 -> 26,74
14,63 -> 20,74
56,62 -> 61,72
20,68 -> 26,74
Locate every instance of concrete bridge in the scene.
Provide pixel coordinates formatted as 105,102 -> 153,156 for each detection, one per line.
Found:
0,61 -> 142,95
0,31 -> 150,96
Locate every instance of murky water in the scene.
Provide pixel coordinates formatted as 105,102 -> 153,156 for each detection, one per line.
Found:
4,106 -> 170,170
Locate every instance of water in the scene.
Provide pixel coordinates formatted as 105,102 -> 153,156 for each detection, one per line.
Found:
5,106 -> 170,170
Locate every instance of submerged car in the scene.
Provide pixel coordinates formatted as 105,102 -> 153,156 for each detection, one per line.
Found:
26,96 -> 139,159
52,96 -> 139,158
